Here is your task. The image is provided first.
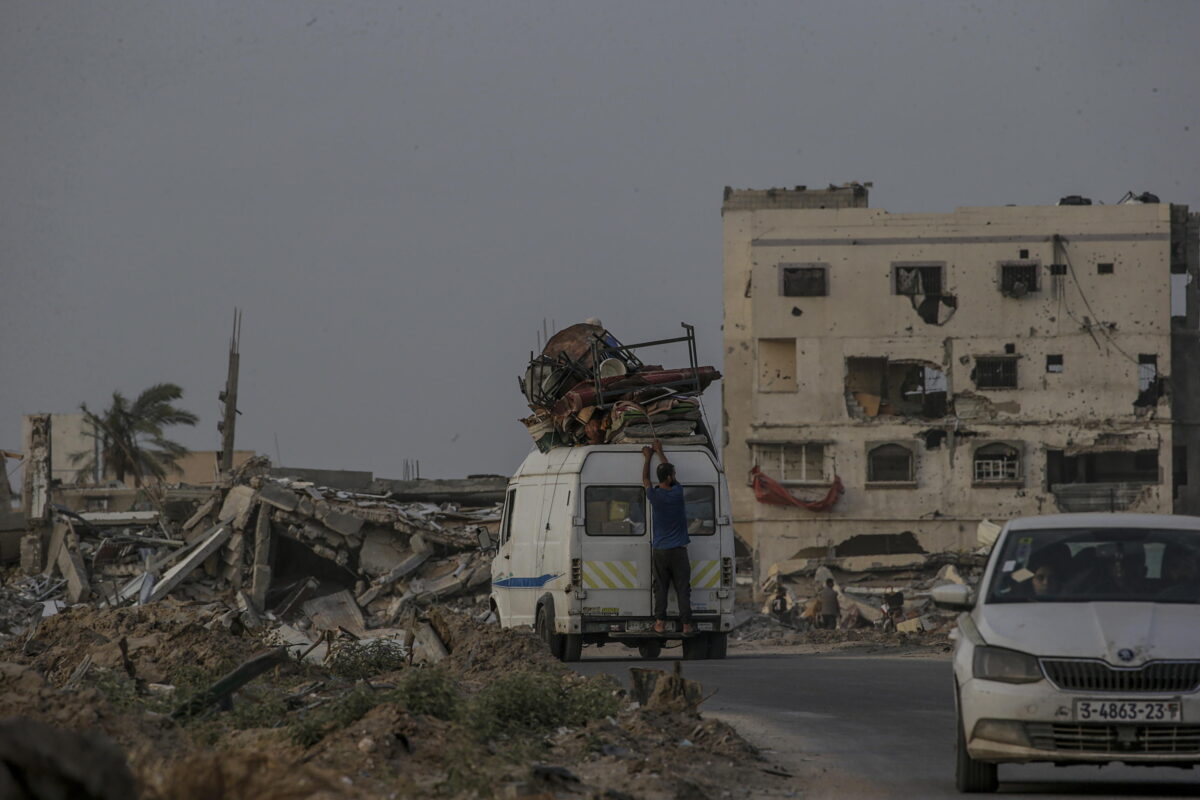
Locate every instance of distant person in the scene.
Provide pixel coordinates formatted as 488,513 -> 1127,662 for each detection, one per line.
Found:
642,439 -> 693,635
818,578 -> 840,629
770,586 -> 791,625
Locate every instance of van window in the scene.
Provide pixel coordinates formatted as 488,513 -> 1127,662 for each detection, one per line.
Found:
500,488 -> 516,545
585,486 -> 646,536
684,486 -> 717,536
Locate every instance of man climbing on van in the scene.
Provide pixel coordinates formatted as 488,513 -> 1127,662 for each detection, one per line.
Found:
642,439 -> 694,635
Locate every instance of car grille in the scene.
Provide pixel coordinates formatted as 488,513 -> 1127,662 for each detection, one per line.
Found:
1040,659 -> 1200,693
1026,723 -> 1200,754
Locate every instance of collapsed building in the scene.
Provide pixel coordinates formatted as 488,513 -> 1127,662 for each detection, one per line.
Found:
1,450 -> 504,655
721,184 -> 1200,584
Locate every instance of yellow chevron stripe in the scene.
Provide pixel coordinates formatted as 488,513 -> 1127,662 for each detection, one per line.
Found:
583,561 -> 643,590
584,563 -> 618,589
581,566 -> 601,589
594,561 -> 634,589
692,560 -> 720,589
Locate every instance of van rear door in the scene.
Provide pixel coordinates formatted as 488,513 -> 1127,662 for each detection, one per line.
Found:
578,453 -> 653,617
579,449 -> 724,621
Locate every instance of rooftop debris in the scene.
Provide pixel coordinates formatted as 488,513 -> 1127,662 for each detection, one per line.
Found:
518,322 -> 721,451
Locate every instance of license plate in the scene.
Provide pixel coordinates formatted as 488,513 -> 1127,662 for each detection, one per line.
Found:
697,622 -> 714,631
625,620 -> 650,632
1074,699 -> 1182,722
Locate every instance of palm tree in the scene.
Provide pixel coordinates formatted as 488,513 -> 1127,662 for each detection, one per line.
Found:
72,383 -> 199,486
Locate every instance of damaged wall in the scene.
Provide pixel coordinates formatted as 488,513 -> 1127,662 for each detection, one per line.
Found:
722,192 -> 1188,576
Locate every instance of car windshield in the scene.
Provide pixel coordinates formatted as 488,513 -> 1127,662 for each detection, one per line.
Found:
987,527 -> 1200,604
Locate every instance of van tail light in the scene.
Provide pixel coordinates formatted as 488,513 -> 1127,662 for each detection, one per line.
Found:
571,558 -> 582,587
721,557 -> 734,588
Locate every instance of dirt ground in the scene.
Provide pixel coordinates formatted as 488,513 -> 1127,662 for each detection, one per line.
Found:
0,603 -> 800,800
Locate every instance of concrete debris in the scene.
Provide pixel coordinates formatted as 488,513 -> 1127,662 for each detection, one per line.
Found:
760,547 -> 987,635
0,467 -> 503,657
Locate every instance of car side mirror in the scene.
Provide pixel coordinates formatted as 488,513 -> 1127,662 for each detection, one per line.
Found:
931,583 -> 974,611
476,528 -> 496,551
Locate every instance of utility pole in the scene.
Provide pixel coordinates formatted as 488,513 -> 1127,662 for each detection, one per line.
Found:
218,309 -> 242,476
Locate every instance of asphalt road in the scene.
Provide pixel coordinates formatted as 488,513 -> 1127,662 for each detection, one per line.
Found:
570,646 -> 1199,799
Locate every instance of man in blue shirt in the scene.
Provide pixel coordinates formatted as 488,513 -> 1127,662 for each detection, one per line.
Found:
642,439 -> 693,635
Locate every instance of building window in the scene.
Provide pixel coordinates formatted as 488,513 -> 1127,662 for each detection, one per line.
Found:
974,443 -> 1022,483
1049,263 -> 1068,276
867,443 -> 914,483
780,263 -> 828,297
974,356 -> 1018,389
999,262 -> 1039,297
757,338 -> 797,392
1046,354 -> 1063,373
1046,449 -> 1159,485
752,443 -> 827,484
1098,262 -> 1114,275
893,264 -> 943,297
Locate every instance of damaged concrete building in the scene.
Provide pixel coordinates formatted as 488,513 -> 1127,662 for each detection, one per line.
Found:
722,184 -> 1200,573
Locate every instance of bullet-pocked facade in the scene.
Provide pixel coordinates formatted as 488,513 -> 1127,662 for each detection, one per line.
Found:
721,186 -> 1200,575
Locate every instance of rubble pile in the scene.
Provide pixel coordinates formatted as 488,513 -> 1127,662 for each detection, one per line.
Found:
0,604 -> 786,799
760,545 -> 989,637
518,322 -> 721,451
4,457 -> 500,655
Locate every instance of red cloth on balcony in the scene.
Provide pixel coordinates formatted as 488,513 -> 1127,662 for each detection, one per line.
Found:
750,466 -> 843,511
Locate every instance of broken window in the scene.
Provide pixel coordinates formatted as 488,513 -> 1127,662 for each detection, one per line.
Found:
753,443 -> 827,484
1046,354 -> 1063,373
757,339 -> 797,392
1138,354 -> 1158,391
894,265 -> 943,297
999,262 -> 1039,297
1135,354 -> 1163,407
584,486 -> 646,536
1046,449 -> 1160,485
893,262 -> 956,325
867,443 -> 914,483
973,443 -> 1021,483
973,356 -> 1018,389
845,357 -> 948,420
780,263 -> 828,297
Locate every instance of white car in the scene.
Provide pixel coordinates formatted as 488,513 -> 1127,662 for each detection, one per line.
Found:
934,513 -> 1200,793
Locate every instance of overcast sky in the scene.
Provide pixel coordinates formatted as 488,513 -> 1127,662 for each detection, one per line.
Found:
3,0 -> 1197,481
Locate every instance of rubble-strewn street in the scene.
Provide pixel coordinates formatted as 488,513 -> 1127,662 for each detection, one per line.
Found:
0,459 -> 794,799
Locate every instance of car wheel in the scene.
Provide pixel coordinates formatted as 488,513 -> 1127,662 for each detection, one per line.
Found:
682,633 -> 708,660
637,641 -> 662,660
561,634 -> 583,662
707,632 -> 728,659
536,606 -> 565,660
955,711 -> 998,793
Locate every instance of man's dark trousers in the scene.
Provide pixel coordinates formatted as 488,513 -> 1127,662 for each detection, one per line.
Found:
652,546 -> 691,623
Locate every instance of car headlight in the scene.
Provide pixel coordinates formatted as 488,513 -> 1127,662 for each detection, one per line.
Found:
972,646 -> 1043,683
